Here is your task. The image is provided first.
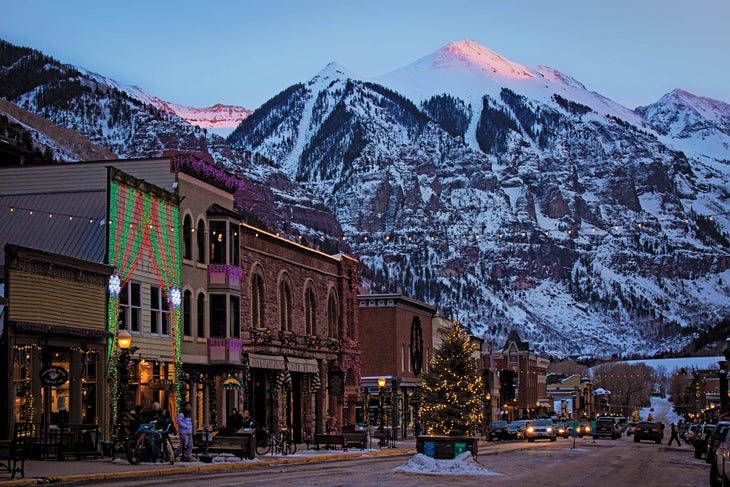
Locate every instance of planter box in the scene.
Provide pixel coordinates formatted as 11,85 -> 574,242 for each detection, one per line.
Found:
416,435 -> 478,459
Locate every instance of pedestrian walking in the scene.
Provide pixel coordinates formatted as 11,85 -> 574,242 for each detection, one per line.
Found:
668,423 -> 681,446
177,401 -> 194,461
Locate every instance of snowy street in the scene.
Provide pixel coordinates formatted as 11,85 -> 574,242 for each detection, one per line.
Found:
92,434 -> 707,487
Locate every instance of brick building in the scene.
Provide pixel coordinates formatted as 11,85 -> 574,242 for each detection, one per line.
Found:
358,293 -> 435,438
239,225 -> 359,442
489,330 -> 549,420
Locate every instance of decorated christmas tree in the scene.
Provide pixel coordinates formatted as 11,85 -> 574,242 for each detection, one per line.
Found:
421,321 -> 484,436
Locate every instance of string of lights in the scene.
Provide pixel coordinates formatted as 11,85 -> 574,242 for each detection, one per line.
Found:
2,201 -> 727,247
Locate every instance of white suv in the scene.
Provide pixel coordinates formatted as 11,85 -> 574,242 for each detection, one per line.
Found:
526,419 -> 557,442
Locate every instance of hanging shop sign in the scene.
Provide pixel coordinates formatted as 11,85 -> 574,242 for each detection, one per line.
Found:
221,377 -> 244,390
40,365 -> 69,386
149,379 -> 175,391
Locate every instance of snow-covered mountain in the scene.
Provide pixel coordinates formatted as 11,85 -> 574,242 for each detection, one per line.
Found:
2,37 -> 728,358
79,68 -> 251,135
0,38 -> 344,252
636,89 -> 730,163
228,39 -> 730,358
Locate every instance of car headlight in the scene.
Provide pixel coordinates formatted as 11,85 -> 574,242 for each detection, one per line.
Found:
527,427 -> 534,433
546,428 -> 552,432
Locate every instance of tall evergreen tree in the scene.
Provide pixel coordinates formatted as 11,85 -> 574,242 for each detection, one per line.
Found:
421,321 -> 484,436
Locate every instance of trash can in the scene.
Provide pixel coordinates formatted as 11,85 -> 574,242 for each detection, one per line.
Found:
240,429 -> 256,459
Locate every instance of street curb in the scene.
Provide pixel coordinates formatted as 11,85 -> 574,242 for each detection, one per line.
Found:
0,448 -> 417,486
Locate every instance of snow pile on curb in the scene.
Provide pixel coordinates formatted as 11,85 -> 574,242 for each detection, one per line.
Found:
394,452 -> 501,476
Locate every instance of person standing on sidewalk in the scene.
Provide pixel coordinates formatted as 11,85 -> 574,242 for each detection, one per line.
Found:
668,423 -> 681,446
177,402 -> 194,461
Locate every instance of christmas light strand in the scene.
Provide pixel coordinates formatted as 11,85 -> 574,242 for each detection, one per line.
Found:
2,202 -> 726,247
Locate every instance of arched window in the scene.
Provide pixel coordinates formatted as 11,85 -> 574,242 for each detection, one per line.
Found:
196,219 -> 206,264
305,286 -> 317,335
183,214 -> 193,260
183,290 -> 192,336
197,292 -> 205,338
279,279 -> 292,332
327,292 -> 338,338
251,274 -> 265,328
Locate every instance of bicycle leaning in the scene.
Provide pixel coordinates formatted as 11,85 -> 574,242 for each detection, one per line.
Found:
125,421 -> 176,465
255,426 -> 297,456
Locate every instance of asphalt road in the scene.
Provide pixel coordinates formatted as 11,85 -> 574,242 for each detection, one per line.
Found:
55,436 -> 709,487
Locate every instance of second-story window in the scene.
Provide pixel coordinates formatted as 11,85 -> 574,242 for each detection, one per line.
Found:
210,294 -> 226,338
150,286 -> 170,336
210,221 -> 227,265
251,274 -> 265,328
197,292 -> 205,338
279,280 -> 292,332
196,219 -> 206,264
327,293 -> 338,338
183,214 -> 192,260
305,287 -> 316,335
118,281 -> 141,333
183,290 -> 192,336
230,296 -> 240,338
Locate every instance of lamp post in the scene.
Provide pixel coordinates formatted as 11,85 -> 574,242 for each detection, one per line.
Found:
114,329 -> 137,444
547,395 -> 553,416
571,391 -> 577,420
391,377 -> 400,445
378,376 -> 386,448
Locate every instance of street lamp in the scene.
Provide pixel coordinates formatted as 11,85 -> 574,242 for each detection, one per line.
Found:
571,391 -> 577,420
378,377 -> 386,447
547,395 -> 553,416
115,329 -> 137,444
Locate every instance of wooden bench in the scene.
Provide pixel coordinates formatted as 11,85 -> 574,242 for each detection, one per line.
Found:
313,433 -> 345,450
0,440 -> 25,479
197,435 -> 254,460
343,431 -> 367,450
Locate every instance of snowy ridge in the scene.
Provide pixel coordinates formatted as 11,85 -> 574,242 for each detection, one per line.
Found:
637,89 -> 730,162
229,39 -> 730,358
80,68 -> 251,131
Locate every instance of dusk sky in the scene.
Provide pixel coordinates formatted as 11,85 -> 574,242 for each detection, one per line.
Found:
2,0 -> 728,110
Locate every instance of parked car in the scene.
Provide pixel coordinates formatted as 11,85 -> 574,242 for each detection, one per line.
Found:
625,422 -> 638,436
710,425 -> 730,487
510,420 -> 528,440
706,421 -> 730,465
526,419 -> 557,442
593,417 -> 620,440
685,424 -> 699,444
488,421 -> 511,441
695,423 -> 716,459
507,422 -> 522,439
633,421 -> 663,443
555,422 -> 570,438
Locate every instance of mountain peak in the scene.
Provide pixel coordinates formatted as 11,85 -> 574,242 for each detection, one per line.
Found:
433,39 -> 534,79
315,62 -> 357,81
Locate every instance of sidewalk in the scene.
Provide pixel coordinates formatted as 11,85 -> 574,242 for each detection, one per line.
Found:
0,440 -> 418,486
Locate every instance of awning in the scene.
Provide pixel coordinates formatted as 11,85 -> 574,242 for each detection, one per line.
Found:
248,353 -> 285,370
286,357 -> 319,374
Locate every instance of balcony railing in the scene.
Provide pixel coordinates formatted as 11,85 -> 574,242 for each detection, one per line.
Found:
207,265 -> 242,289
208,337 -> 243,363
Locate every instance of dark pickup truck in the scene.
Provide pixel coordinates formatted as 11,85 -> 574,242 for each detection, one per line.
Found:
593,417 -> 620,440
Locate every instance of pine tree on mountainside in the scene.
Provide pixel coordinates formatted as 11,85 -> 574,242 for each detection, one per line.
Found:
421,321 -> 483,436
